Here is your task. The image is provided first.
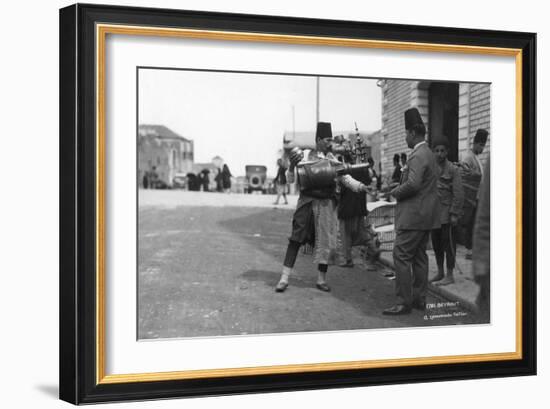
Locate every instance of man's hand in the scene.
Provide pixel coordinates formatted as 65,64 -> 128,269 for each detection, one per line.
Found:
360,184 -> 372,193
289,148 -> 304,167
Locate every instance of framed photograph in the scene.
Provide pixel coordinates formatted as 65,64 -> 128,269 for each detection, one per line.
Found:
59,3 -> 536,404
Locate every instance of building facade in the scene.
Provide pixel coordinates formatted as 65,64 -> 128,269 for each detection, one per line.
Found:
379,80 -> 491,179
138,124 -> 194,187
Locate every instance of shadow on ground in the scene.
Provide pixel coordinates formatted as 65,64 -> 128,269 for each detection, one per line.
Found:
34,384 -> 58,399
241,269 -> 314,290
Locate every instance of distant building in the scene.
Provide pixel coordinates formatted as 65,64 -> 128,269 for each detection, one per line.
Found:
282,131 -> 317,151
379,80 -> 491,178
212,155 -> 224,169
282,129 -> 381,165
138,124 -> 194,187
283,129 -> 373,151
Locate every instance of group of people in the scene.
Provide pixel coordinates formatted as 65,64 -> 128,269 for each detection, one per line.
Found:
274,109 -> 490,317
274,122 -> 380,293
214,164 -> 233,193
391,153 -> 408,184
142,166 -> 160,189
384,108 -> 489,315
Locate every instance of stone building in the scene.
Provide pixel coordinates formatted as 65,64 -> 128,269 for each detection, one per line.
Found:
138,124 -> 194,187
378,80 -> 491,179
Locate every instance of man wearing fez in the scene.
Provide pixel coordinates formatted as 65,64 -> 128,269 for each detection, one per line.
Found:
459,128 -> 488,259
383,108 -> 441,315
275,122 -> 370,293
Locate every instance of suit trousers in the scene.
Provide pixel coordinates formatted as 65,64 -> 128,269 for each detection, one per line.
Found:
393,229 -> 430,307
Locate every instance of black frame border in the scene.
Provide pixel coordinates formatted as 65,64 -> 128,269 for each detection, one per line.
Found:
59,3 -> 536,404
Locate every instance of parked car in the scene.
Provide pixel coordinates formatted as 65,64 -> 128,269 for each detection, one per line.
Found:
172,173 -> 187,189
244,165 -> 267,194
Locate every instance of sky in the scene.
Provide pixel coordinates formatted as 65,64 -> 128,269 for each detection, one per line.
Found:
139,68 -> 382,177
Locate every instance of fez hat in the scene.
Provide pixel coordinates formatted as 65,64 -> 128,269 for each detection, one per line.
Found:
432,135 -> 449,149
315,122 -> 333,141
474,128 -> 489,144
404,108 -> 424,130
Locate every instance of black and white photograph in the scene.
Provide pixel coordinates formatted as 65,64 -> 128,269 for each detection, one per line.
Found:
137,68 -> 491,340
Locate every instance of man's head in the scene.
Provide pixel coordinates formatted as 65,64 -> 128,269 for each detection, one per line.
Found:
473,129 -> 488,155
404,108 -> 426,149
393,154 -> 400,166
315,122 -> 333,154
432,136 -> 449,163
401,153 -> 407,166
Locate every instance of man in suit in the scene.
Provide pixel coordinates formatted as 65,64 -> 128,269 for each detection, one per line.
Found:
383,108 -> 441,315
459,129 -> 488,259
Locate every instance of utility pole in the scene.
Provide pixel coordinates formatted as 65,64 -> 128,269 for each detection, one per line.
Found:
315,76 -> 320,124
292,105 -> 295,139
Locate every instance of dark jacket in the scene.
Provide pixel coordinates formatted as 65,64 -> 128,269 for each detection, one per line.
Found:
391,142 -> 441,231
473,158 -> 490,277
391,164 -> 402,184
435,159 -> 464,224
275,165 -> 287,185
222,167 -> 232,189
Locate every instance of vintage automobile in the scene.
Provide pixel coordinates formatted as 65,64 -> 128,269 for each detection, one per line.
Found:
244,165 -> 267,194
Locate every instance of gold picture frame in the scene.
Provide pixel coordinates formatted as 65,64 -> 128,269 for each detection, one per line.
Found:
60,3 -> 536,404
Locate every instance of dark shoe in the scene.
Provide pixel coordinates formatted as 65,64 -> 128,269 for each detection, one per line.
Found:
412,299 -> 426,310
275,281 -> 288,292
382,304 -> 412,315
316,282 -> 331,292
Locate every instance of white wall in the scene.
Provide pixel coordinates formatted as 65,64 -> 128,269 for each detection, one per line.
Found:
1,0 -> 546,408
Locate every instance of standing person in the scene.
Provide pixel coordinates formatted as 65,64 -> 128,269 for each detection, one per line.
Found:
196,171 -> 204,191
201,169 -> 210,192
142,170 -> 149,189
273,158 -> 288,205
400,152 -> 407,168
383,108 -> 440,315
222,163 -> 233,193
366,157 -> 379,191
215,168 -> 223,192
473,158 -> 490,318
391,154 -> 402,184
338,161 -> 380,268
430,137 -> 464,286
149,166 -> 159,189
459,129 -> 488,259
275,122 -> 370,293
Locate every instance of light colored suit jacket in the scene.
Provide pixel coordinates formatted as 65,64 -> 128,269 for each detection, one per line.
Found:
391,142 -> 441,231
